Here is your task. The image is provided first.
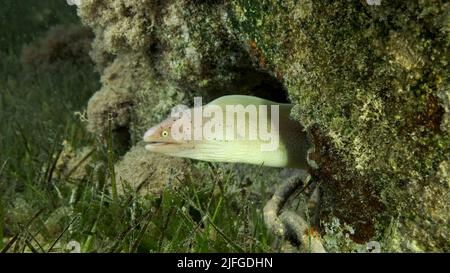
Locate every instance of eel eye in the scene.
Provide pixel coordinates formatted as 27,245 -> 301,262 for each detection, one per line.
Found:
161,130 -> 169,137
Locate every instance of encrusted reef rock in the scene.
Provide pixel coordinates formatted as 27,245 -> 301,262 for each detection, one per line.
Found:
76,0 -> 449,252
79,0 -> 286,138
114,145 -> 188,195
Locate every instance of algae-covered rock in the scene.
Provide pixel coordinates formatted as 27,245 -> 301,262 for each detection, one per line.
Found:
21,24 -> 93,69
76,0 -> 450,252
54,141 -> 96,181
79,0 -> 287,139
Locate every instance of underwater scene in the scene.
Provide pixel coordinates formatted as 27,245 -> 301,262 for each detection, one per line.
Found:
0,0 -> 449,254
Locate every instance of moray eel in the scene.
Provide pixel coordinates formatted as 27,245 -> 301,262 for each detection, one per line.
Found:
143,95 -> 311,168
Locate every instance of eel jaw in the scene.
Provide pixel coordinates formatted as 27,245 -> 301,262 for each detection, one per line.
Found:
144,141 -> 183,153
144,142 -> 165,149
145,141 -> 169,146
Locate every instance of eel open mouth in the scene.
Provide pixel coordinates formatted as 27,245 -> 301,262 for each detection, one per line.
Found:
144,141 -> 181,149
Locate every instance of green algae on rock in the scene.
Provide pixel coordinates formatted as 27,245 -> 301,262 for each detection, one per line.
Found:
225,0 -> 449,252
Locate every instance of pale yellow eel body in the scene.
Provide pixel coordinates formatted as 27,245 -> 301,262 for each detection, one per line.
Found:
143,95 -> 310,169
